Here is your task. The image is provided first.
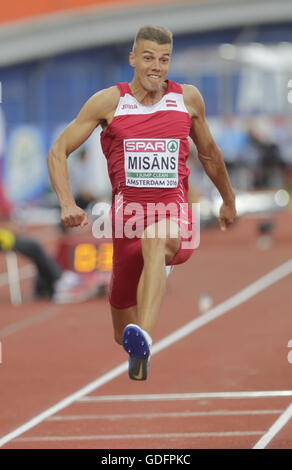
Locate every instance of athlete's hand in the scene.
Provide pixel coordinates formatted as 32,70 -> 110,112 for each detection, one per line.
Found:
61,205 -> 89,228
218,201 -> 236,231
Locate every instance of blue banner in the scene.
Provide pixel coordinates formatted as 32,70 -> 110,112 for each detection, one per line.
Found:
4,125 -> 48,203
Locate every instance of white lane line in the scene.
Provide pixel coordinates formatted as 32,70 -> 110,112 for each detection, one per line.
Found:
0,305 -> 61,339
5,251 -> 22,305
79,391 -> 292,402
0,362 -> 129,448
49,410 -> 283,421
16,431 -> 265,442
150,259 -> 292,357
0,258 -> 291,448
252,402 -> 292,449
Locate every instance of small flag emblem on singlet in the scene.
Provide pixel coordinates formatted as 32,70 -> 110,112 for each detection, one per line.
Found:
166,99 -> 177,107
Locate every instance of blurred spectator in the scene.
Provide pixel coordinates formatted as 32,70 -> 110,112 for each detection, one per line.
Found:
246,124 -> 286,189
216,115 -> 249,190
0,228 -> 62,299
69,147 -> 98,210
187,115 -> 290,194
0,163 -> 12,225
270,116 -> 292,188
0,183 -> 12,220
271,116 -> 292,164
0,227 -> 102,302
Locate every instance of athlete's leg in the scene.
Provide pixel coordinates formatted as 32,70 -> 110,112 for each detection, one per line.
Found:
137,218 -> 180,335
112,219 -> 186,381
111,304 -> 138,345
108,232 -> 143,345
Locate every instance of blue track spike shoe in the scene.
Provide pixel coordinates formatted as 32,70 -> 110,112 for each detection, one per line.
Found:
122,324 -> 152,381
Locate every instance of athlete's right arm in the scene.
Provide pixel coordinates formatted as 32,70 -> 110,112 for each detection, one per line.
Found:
47,86 -> 119,227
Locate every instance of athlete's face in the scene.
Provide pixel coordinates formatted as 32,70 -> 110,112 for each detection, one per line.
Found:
129,40 -> 172,92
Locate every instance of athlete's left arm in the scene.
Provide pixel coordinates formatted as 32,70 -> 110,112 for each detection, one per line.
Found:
183,84 -> 236,230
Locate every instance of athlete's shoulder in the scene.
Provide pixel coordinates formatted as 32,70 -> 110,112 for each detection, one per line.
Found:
88,86 -> 120,110
79,86 -> 120,121
166,80 -> 201,98
181,84 -> 203,102
181,84 -> 205,116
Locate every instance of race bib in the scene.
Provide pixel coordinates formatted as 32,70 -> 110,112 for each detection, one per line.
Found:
124,138 -> 180,188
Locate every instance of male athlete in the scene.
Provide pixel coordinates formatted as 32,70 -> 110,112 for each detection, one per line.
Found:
48,26 -> 236,380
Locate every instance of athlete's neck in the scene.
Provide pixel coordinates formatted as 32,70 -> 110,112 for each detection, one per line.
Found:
129,79 -> 167,106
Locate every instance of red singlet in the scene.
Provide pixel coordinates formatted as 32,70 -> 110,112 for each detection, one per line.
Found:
100,80 -> 195,309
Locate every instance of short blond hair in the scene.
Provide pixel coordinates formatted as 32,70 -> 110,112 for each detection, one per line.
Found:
133,26 -> 173,51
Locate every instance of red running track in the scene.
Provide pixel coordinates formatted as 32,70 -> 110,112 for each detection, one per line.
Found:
0,210 -> 292,449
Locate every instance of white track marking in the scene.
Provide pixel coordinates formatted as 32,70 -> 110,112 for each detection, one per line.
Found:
0,258 -> 291,448
252,402 -> 292,449
16,431 -> 264,442
79,391 -> 292,402
5,252 -> 22,305
0,305 -> 60,339
150,259 -> 292,357
0,264 -> 34,287
49,410 -> 282,421
0,362 -> 129,448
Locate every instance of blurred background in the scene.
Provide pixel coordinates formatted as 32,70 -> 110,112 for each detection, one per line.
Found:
2,3 -> 292,450
0,0 -> 292,304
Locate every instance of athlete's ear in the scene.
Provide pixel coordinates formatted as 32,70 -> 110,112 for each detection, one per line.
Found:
129,52 -> 135,68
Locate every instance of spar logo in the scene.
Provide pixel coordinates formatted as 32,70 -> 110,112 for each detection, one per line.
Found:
125,140 -> 166,152
167,140 -> 178,152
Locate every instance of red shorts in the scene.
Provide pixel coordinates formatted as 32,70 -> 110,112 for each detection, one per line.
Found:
108,199 -> 196,310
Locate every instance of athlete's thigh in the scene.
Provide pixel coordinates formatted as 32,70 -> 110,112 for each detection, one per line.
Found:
109,236 -> 144,311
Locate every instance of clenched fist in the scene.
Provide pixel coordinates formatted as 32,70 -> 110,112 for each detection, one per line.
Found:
61,205 -> 89,228
218,201 -> 237,231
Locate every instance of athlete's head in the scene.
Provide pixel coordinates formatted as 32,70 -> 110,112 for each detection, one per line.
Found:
132,26 -> 173,53
129,26 -> 173,92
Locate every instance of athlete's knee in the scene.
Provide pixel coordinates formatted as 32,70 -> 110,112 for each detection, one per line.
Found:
141,235 -> 166,253
141,221 -> 170,252
141,222 -> 180,262
165,236 -> 181,262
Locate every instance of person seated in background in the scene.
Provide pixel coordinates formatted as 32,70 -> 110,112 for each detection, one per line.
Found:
69,148 -> 97,210
0,181 -> 11,221
0,183 -> 63,299
247,126 -> 287,189
0,226 -> 103,303
0,227 -> 63,299
1,180 -> 103,303
216,115 -> 249,190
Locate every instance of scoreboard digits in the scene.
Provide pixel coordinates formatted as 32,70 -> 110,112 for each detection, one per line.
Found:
73,242 -> 113,273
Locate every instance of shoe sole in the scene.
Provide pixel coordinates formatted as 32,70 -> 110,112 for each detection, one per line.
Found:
128,357 -> 149,381
122,325 -> 150,380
